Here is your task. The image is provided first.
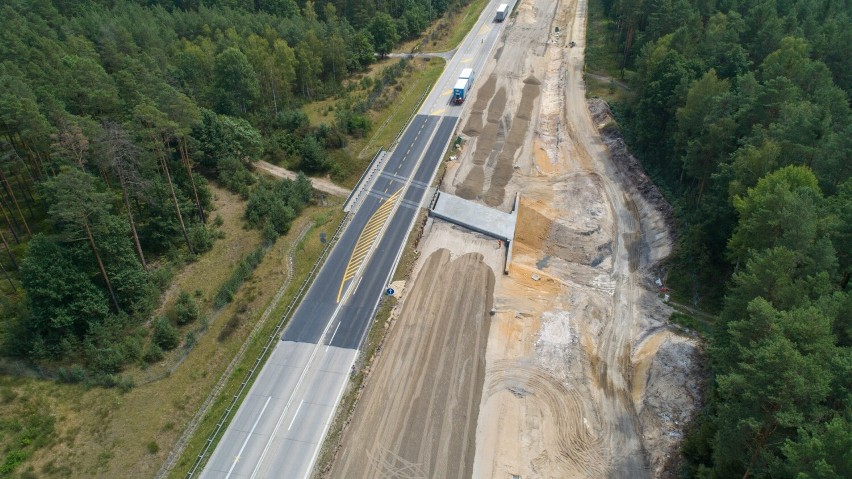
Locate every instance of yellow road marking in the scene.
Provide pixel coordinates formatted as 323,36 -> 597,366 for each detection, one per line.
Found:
336,189 -> 402,302
432,108 -> 446,116
443,89 -> 453,96
478,24 -> 491,35
461,57 -> 472,63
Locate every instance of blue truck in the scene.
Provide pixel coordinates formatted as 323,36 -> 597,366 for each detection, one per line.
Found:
452,68 -> 475,104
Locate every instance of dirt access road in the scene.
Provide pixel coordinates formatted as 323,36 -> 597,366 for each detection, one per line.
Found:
326,0 -> 702,477
253,160 -> 351,197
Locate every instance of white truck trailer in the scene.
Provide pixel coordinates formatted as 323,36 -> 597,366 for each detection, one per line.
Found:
495,3 -> 508,22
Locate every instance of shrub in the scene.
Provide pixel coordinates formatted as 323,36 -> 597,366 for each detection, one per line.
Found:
299,135 -> 330,173
146,441 -> 159,454
143,342 -> 164,363
262,223 -> 278,247
188,225 -> 214,253
86,344 -> 126,374
173,291 -> 199,325
214,247 -> 266,309
150,264 -> 174,292
217,156 -> 255,197
184,330 -> 197,349
120,334 -> 143,363
56,365 -> 86,384
276,109 -> 309,131
245,175 -> 312,237
218,313 -> 243,341
152,317 -> 179,351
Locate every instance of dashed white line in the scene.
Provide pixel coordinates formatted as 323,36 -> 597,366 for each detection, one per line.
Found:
326,322 -> 341,352
288,400 -> 304,431
302,365 -> 352,479
248,291 -> 353,479
226,395 -> 272,478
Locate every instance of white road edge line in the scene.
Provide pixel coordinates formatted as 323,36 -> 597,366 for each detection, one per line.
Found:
288,400 -> 304,431
225,395 -> 272,478
218,4 -> 512,476
248,281 -> 354,479
301,111 -> 445,479
302,353 -> 355,479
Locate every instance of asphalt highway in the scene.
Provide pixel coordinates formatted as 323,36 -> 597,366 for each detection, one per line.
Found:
200,2 -> 514,477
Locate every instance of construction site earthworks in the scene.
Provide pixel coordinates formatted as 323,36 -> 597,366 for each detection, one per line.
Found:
326,0 -> 703,477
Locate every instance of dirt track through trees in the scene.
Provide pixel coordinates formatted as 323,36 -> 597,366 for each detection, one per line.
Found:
329,250 -> 494,478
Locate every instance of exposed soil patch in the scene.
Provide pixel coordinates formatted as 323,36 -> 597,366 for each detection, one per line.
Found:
329,249 -> 495,479
481,79 -> 540,207
462,74 -> 498,136
589,98 -> 677,243
461,0 -> 700,478
333,1 -> 701,478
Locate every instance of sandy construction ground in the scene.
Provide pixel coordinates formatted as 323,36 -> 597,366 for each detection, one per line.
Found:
329,237 -> 500,478
327,0 -> 702,477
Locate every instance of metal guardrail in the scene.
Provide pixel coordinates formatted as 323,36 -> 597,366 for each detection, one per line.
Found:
184,213 -> 350,478
185,75 -> 435,479
343,148 -> 384,213
390,88 -> 430,150
345,86 -> 432,215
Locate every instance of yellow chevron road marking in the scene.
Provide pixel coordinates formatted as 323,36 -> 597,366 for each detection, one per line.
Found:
336,188 -> 402,302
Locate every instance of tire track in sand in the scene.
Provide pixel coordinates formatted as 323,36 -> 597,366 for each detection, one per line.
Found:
485,359 -> 608,477
330,250 -> 494,479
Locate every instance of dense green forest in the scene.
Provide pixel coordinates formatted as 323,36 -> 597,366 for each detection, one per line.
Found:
599,0 -> 850,477
0,0 -> 467,378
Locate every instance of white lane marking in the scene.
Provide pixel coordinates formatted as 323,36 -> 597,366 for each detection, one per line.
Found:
326,322 -> 341,353
225,395 -> 272,478
249,285 -> 353,479
303,353 -> 356,479
288,400 -> 304,431
220,4 -> 499,478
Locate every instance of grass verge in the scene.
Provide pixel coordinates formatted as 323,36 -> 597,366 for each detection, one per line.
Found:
0,187 -> 345,479
169,206 -> 345,478
410,0 -> 489,53
351,57 -> 445,172
393,213 -> 426,283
